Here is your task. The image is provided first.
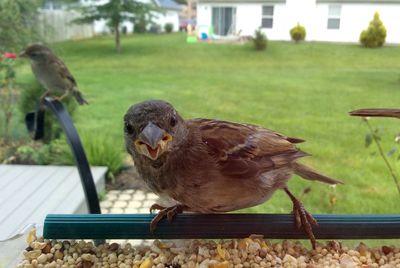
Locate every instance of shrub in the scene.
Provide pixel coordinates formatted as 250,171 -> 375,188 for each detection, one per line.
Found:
359,12 -> 387,48
290,23 -> 306,43
253,28 -> 267,51
13,140 -> 69,165
18,79 -> 77,143
164,23 -> 173,33
79,132 -> 124,174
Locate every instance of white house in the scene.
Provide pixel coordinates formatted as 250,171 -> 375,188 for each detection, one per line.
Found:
196,0 -> 400,43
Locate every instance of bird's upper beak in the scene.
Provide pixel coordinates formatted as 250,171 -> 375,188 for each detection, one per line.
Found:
135,122 -> 173,160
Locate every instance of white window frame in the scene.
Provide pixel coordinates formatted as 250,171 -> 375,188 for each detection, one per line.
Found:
261,5 -> 274,29
327,5 -> 341,30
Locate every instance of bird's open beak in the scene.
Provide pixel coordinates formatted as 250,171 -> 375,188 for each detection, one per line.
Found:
134,122 -> 173,160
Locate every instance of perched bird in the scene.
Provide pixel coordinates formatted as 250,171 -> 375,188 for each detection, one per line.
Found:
124,100 -> 342,248
19,44 -> 88,105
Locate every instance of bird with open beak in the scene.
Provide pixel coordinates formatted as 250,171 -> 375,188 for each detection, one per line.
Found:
124,100 -> 342,249
20,44 -> 88,105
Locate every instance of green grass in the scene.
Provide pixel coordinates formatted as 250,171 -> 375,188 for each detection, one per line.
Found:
15,33 -> 400,217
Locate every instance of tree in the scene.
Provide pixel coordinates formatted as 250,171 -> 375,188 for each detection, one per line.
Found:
0,0 -> 44,142
74,0 -> 159,52
0,0 -> 44,52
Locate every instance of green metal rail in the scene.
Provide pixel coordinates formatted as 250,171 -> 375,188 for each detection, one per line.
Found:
44,214 -> 400,240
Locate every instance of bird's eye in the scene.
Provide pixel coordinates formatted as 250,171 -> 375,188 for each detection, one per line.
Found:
124,122 -> 135,135
170,115 -> 177,127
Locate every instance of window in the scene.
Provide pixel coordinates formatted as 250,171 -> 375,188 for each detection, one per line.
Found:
261,6 -> 274,28
327,5 -> 341,29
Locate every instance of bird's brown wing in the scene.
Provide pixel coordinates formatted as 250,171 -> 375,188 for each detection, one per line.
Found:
49,56 -> 77,88
188,118 -> 308,179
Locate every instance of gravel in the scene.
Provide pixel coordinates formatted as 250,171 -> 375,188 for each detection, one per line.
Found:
16,229 -> 400,268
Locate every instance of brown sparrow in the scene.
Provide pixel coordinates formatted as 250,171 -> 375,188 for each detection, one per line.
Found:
20,44 -> 88,105
124,100 -> 342,248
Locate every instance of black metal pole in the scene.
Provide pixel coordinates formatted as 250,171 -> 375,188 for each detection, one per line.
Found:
25,97 -> 101,214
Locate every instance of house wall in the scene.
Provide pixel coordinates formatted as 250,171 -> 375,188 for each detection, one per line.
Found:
155,10 -> 181,31
197,1 -> 313,39
197,0 -> 400,43
312,3 -> 400,43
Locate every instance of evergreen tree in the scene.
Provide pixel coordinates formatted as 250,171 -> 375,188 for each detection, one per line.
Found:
360,12 -> 387,48
74,0 -> 159,52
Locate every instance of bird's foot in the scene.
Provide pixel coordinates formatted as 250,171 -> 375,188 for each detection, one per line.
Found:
284,188 -> 318,249
149,203 -> 166,213
39,90 -> 51,103
149,204 -> 186,234
55,92 -> 69,102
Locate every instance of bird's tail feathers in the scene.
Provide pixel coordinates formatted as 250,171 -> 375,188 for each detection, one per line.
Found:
292,162 -> 343,185
72,90 -> 88,105
269,150 -> 309,169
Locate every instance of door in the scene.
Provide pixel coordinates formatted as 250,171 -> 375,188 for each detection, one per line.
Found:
212,7 -> 236,36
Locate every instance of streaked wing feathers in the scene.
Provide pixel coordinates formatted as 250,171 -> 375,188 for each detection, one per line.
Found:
188,119 -> 307,178
49,57 -> 77,88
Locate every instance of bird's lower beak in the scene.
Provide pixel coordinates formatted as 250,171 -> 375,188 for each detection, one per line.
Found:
134,122 -> 173,160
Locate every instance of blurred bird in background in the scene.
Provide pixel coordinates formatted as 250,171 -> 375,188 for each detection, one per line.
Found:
20,44 -> 88,105
124,100 -> 342,249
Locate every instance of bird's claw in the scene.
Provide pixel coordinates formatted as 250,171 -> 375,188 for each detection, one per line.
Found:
292,198 -> 318,249
166,206 -> 183,222
284,188 -> 318,250
149,204 -> 185,234
149,203 -> 166,214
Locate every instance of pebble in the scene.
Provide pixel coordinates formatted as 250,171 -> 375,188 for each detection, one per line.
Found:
16,232 -> 400,268
37,253 -> 47,264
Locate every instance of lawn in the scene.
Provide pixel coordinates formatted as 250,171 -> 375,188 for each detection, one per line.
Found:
15,33 -> 400,217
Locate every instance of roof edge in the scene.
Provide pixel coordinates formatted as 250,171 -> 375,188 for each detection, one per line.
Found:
316,0 -> 400,3
198,0 -> 286,3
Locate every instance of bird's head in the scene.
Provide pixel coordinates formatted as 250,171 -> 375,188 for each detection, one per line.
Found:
124,100 -> 188,162
19,44 -> 52,62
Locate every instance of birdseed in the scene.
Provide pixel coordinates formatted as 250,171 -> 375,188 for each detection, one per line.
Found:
16,231 -> 400,268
